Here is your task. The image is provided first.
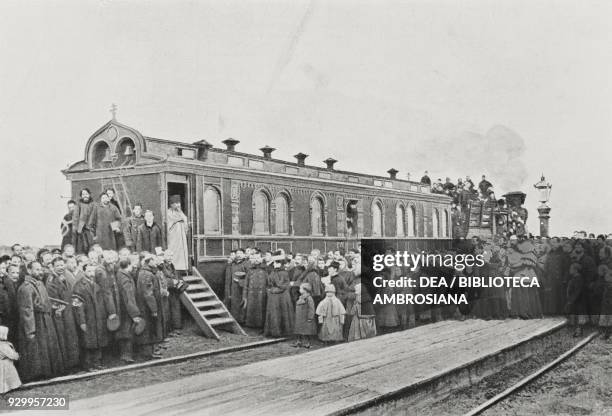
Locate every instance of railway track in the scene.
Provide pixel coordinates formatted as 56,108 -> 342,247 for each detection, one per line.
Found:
18,337 -> 288,391
463,331 -> 599,416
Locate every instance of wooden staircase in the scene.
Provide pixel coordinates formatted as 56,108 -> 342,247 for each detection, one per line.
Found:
180,268 -> 246,340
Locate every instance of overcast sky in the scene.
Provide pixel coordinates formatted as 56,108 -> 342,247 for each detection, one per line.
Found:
1,0 -> 610,246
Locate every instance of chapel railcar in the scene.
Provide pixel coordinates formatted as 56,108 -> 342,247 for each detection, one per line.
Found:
62,118 -> 453,294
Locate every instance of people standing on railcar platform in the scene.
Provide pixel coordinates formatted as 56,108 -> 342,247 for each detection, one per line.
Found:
89,193 -> 122,251
72,189 -> 95,255
166,195 -> 189,274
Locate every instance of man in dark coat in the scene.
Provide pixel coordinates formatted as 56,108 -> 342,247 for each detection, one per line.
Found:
136,210 -> 165,253
420,171 -> 431,185
115,260 -> 141,363
242,252 -> 268,329
135,254 -> 163,359
17,261 -> 64,381
72,264 -> 116,370
89,193 -> 122,251
224,248 -> 249,324
161,251 -> 182,333
572,243 -> 600,324
61,200 -> 76,250
478,175 -> 493,198
97,252 -> 121,336
46,257 -> 80,370
124,203 -> 145,251
72,189 -> 95,254
0,262 -> 18,343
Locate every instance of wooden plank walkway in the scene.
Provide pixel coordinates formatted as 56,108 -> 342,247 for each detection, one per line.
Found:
47,318 -> 565,416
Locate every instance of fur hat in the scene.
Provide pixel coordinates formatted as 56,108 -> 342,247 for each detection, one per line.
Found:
169,195 -> 181,205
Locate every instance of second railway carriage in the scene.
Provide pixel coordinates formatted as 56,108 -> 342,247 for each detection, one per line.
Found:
62,118 -> 453,296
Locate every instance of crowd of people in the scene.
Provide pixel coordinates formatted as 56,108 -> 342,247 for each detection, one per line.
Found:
369,234 -> 612,339
222,234 -> 612,353
0,184 -> 610,392
0,187 -> 192,390
223,247 -> 369,348
0,242 -> 186,388
420,171 -> 494,203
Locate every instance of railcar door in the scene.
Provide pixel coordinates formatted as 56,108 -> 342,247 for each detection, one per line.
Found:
166,173 -> 195,266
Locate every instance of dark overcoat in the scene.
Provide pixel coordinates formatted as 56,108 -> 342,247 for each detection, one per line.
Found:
72,276 -> 113,349
88,203 -> 122,250
243,265 -> 268,328
136,222 -> 165,253
115,269 -> 140,340
17,276 -> 64,382
135,266 -> 163,346
264,269 -> 294,337
46,272 -> 80,368
72,199 -> 94,254
0,275 -> 18,342
124,216 -> 145,249
294,294 -> 317,335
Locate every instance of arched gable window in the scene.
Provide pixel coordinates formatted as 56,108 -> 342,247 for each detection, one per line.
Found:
203,186 -> 221,234
396,204 -> 406,237
372,200 -> 383,237
92,141 -> 111,168
253,191 -> 270,235
432,208 -> 440,238
407,205 -> 416,237
274,193 -> 290,234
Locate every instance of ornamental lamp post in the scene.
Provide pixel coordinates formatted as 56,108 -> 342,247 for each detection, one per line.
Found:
533,175 -> 552,237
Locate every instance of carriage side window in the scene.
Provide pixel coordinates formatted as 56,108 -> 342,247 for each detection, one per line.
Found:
396,204 -> 406,237
432,208 -> 440,238
407,205 -> 416,237
203,186 -> 221,234
310,196 -> 325,236
442,209 -> 449,238
372,200 -> 383,237
253,191 -> 270,235
274,194 -> 289,234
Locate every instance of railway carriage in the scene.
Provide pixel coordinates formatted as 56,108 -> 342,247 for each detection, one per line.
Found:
62,118 -> 453,296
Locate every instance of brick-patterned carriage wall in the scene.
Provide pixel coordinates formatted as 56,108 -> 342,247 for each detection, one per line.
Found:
197,237 -> 455,297
72,173 -> 162,219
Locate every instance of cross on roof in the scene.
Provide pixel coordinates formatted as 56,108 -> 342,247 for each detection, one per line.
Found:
110,103 -> 117,120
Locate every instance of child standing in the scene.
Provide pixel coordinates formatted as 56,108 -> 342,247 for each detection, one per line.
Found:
293,283 -> 317,348
0,326 -> 21,393
347,284 -> 377,341
316,285 -> 346,343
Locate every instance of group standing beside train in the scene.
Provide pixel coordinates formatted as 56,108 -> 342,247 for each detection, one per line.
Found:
0,188 -> 191,391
